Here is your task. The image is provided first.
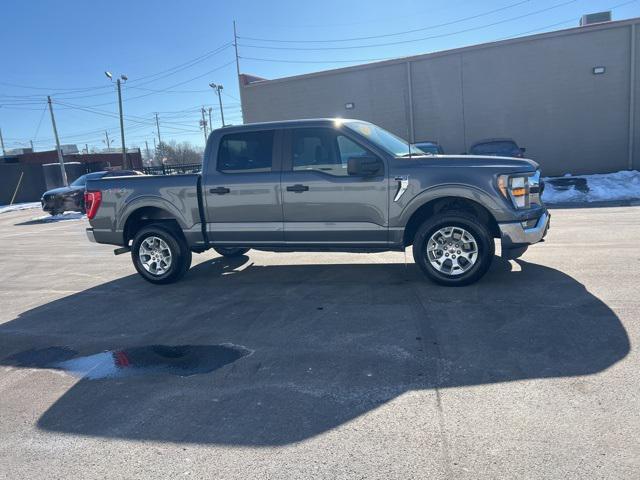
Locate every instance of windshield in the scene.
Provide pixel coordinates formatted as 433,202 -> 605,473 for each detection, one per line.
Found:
70,172 -> 104,187
345,121 -> 422,157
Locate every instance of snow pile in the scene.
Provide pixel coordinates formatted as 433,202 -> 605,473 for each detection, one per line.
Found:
543,170 -> 640,204
0,202 -> 41,214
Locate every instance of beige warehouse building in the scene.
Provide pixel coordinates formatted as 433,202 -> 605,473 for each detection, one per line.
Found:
239,16 -> 640,176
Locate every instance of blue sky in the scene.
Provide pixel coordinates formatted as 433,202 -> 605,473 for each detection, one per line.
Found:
1,0 -> 638,153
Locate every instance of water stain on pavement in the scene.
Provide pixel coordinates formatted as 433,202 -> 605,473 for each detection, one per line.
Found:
4,344 -> 251,380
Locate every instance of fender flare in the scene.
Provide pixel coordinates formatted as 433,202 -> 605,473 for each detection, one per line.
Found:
117,195 -> 190,233
397,184 -> 508,227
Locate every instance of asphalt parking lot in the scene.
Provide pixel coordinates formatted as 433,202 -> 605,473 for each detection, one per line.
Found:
0,206 -> 638,479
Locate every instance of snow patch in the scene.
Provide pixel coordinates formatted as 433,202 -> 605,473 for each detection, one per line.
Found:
30,212 -> 86,222
543,170 -> 640,204
0,202 -> 41,214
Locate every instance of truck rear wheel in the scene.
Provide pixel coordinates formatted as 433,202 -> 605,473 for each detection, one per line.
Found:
412,211 -> 494,286
213,247 -> 250,257
131,224 -> 192,284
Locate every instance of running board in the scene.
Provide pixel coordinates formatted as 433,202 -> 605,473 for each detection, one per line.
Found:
114,246 -> 131,256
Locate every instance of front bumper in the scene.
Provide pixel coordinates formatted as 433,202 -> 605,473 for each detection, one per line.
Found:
86,227 -> 96,243
499,210 -> 550,248
41,197 -> 57,213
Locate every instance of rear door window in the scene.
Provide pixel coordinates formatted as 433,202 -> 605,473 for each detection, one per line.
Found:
218,130 -> 274,173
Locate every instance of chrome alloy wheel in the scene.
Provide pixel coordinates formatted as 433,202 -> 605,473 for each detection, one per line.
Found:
139,236 -> 173,276
426,226 -> 478,276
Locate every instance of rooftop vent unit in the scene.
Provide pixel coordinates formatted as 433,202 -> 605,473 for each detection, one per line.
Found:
580,11 -> 612,26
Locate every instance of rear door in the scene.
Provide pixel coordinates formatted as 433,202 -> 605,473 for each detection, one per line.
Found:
203,128 -> 283,245
281,127 -> 389,245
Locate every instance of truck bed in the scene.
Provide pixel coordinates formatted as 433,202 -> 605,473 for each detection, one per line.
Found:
86,173 -> 204,247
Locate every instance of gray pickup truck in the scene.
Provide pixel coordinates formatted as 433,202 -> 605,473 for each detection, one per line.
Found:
85,119 -> 549,286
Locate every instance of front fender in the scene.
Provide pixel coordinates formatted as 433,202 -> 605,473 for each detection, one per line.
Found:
394,183 -> 512,227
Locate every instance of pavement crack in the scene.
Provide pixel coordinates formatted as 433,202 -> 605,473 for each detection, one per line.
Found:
411,286 -> 455,479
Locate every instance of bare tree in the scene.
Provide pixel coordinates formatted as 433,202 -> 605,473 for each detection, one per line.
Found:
157,141 -> 203,165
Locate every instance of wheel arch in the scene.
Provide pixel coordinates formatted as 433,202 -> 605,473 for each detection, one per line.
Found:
402,196 -> 501,247
122,205 -> 186,245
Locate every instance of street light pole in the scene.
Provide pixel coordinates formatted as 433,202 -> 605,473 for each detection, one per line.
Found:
47,96 -> 68,187
208,107 -> 213,133
209,83 -> 225,126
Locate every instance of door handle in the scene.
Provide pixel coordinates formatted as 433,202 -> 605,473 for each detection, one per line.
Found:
209,187 -> 230,195
286,184 -> 309,193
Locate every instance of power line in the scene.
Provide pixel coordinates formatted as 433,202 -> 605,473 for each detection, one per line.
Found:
0,81 -> 111,93
69,59 -> 237,109
240,55 -> 392,64
238,3 -> 635,67
239,0 -> 531,43
50,43 -> 234,101
128,42 -> 232,86
237,0 -> 579,51
32,102 -> 48,142
0,42 -> 233,101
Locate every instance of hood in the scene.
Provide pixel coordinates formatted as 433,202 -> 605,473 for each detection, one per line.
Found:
398,154 -> 539,173
43,185 -> 84,196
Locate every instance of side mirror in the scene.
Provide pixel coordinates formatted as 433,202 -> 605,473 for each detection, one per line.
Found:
520,147 -> 527,153
347,155 -> 383,176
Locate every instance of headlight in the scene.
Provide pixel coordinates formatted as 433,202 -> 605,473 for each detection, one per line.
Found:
498,171 -> 541,209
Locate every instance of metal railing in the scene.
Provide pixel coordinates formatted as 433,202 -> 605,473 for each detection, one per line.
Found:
142,163 -> 202,175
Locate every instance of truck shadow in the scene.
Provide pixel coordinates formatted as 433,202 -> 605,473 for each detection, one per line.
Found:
0,255 -> 630,446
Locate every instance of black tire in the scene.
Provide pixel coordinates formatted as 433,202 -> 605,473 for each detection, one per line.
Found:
412,211 -> 495,286
213,247 -> 250,257
131,224 -> 192,285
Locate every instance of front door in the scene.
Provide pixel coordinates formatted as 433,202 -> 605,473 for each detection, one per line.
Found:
203,128 -> 283,245
281,127 -> 389,246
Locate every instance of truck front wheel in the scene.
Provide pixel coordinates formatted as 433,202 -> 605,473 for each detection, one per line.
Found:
412,211 -> 494,286
131,224 -> 192,284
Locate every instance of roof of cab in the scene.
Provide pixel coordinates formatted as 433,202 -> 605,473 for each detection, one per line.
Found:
211,118 -> 362,133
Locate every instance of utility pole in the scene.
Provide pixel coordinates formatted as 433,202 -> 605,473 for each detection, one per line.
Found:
233,20 -> 244,123
85,143 -> 89,154
30,140 -> 34,152
233,20 -> 241,81
200,107 -> 208,143
153,113 -> 162,155
116,78 -> 128,169
104,130 -> 111,150
208,107 -> 213,132
0,128 -> 6,156
145,140 -> 150,164
47,96 -> 68,186
209,83 -> 226,126
105,72 -> 129,168
155,112 -> 162,146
